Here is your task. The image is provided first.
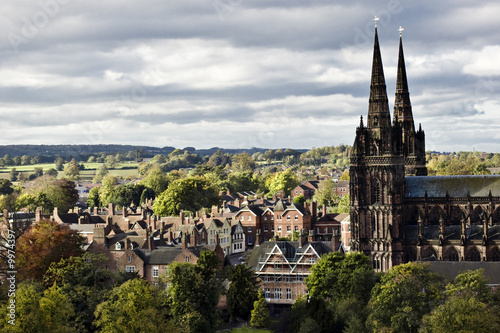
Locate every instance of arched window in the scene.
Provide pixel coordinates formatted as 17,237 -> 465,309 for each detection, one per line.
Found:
115,242 -> 121,250
466,247 -> 481,261
371,179 -> 381,204
444,247 -> 459,261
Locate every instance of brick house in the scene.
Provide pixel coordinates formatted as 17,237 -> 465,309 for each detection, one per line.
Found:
246,232 -> 343,306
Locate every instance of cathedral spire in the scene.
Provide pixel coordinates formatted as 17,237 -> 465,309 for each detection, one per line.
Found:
367,26 -> 391,131
393,29 -> 414,132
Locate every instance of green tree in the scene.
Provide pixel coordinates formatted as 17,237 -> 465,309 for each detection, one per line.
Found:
293,194 -> 305,206
368,262 -> 444,333
0,179 -> 14,195
250,293 -> 271,329
12,156 -> 21,166
87,187 -> 100,208
104,155 -> 117,169
153,176 -> 220,216
232,152 -> 256,172
139,164 -> 169,195
331,194 -> 350,213
93,164 -> 108,184
419,294 -> 500,333
266,169 -> 299,196
94,278 -> 173,333
45,168 -> 58,177
9,168 -> 18,181
16,192 -> 54,213
0,282 -> 76,333
24,176 -> 79,213
307,252 -> 375,304
140,187 -> 156,204
3,154 -> 12,166
445,269 -> 490,302
227,264 -> 260,320
99,176 -> 118,207
313,178 -> 338,206
16,219 -> 84,282
227,170 -> 259,193
55,157 -> 65,171
87,156 -> 96,163
65,162 -> 80,180
21,155 -> 31,165
166,256 -> 221,333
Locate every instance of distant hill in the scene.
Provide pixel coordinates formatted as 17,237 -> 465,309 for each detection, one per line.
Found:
0,144 -> 306,159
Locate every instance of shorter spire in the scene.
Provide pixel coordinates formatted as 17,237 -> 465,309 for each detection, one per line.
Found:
360,115 -> 364,128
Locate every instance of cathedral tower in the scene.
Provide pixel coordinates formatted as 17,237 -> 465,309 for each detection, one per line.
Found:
350,26 -> 406,272
392,29 -> 427,176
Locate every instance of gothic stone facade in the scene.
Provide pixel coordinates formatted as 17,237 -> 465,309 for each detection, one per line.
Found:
350,27 -> 500,272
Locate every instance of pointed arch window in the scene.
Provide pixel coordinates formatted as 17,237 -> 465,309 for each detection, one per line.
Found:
371,179 -> 381,204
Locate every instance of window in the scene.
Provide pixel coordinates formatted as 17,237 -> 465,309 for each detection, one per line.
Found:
272,225 -> 275,231
115,242 -> 121,250
152,266 -> 159,278
185,256 -> 190,262
294,226 -> 298,232
248,215 -> 251,221
128,255 -> 132,262
247,227 -> 252,233
274,276 -> 281,282
309,257 -> 315,264
271,216 -> 274,220
287,226 -> 291,232
286,288 -> 292,300
126,266 -> 135,273
295,190 -> 298,194
240,216 -> 244,221
277,226 -> 282,232
265,288 -> 270,299
264,216 -> 267,221
264,275 -> 270,282
294,215 -> 298,220
287,215 -> 291,221
348,225 -> 351,232
274,288 -> 282,299
264,225 -> 268,232
248,236 -> 252,245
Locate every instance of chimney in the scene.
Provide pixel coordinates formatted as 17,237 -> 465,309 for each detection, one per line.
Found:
142,209 -> 147,220
93,206 -> 98,215
108,203 -> 115,216
53,207 -> 59,219
122,207 -> 127,218
311,201 -> 317,221
272,194 -> 276,201
299,229 -> 306,248
107,215 -> 113,232
211,206 -> 218,216
78,216 -> 84,225
159,230 -> 165,246
169,230 -> 174,244
190,231 -> 196,247
35,207 -> 42,222
226,188 -> 231,196
148,232 -> 154,251
332,229 -> 340,251
182,233 -> 188,250
322,204 -> 327,216
235,198 -> 240,208
308,230 -> 315,243
125,238 -> 130,250
152,215 -> 157,230
180,210 -> 185,225
255,229 -> 261,246
195,211 -> 199,219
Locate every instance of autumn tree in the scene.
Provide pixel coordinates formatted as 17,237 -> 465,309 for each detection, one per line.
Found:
16,219 -> 84,282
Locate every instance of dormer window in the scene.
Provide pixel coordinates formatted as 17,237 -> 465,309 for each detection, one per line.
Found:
115,242 -> 121,250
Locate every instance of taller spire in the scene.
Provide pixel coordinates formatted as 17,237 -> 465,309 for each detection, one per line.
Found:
367,26 -> 391,132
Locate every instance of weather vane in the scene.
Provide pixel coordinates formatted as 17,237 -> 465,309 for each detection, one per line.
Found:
373,16 -> 379,28
398,26 -> 404,37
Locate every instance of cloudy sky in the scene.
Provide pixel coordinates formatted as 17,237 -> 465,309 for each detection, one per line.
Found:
1,0 -> 500,152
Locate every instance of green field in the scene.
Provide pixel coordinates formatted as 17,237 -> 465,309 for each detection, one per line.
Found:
0,162 -> 140,181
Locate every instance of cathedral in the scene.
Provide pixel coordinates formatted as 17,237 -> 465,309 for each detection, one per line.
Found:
349,26 -> 500,272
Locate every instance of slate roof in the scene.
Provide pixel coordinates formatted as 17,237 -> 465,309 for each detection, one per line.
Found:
405,175 -> 500,198
246,240 -> 337,271
426,261 -> 500,285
